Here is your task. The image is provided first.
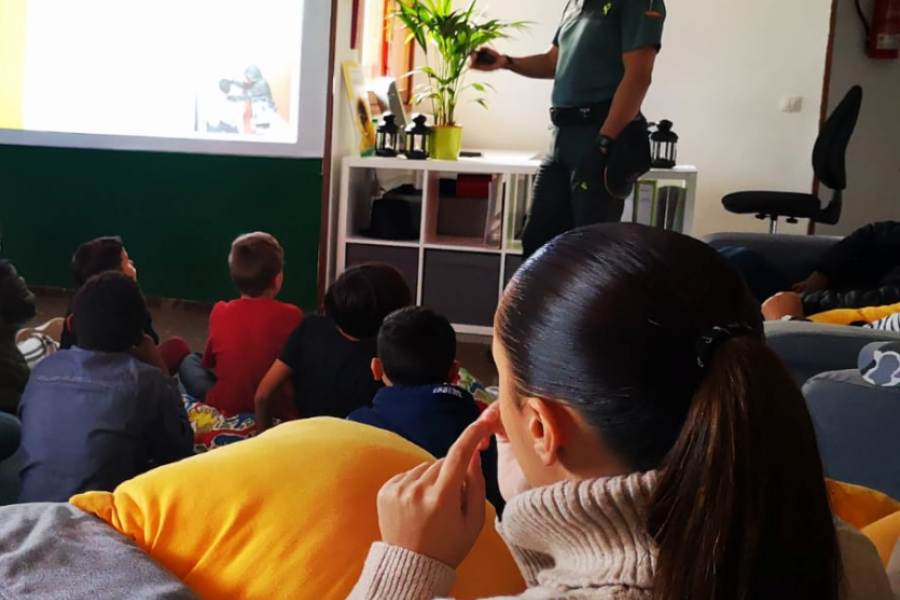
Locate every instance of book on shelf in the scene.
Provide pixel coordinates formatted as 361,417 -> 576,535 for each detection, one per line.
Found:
655,185 -> 687,232
505,174 -> 530,252
483,178 -> 504,249
633,180 -> 657,226
342,62 -> 376,157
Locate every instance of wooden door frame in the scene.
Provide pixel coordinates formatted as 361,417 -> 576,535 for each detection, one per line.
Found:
317,0 -> 340,309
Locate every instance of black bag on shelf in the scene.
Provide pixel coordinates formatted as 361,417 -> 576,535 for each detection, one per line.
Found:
362,185 -> 420,241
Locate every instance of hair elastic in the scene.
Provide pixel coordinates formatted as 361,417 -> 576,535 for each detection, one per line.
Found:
696,324 -> 754,368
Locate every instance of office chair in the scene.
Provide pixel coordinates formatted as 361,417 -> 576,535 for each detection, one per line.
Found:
722,85 -> 863,233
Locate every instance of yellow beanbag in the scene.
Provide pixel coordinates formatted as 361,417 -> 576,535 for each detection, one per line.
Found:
827,479 -> 900,531
71,418 -> 525,600
862,511 -> 900,566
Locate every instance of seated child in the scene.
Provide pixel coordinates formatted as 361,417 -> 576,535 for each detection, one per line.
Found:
61,236 -> 159,348
0,260 -> 36,414
347,306 -> 503,510
764,293 -> 900,332
347,307 -> 481,456
179,232 -> 302,419
18,272 -> 193,502
255,263 -> 411,433
725,221 -> 900,311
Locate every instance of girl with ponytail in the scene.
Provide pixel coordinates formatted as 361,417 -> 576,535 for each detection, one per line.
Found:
347,224 -> 892,600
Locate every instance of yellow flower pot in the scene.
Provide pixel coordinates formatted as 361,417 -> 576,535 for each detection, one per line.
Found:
429,126 -> 463,161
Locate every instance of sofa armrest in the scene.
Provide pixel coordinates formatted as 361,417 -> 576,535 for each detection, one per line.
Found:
802,369 -> 900,499
765,320 -> 900,386
704,232 -> 841,284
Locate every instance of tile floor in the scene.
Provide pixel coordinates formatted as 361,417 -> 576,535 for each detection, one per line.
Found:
31,291 -> 499,386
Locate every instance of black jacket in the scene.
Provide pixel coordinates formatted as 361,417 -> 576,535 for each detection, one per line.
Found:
802,221 -> 900,315
0,261 -> 36,414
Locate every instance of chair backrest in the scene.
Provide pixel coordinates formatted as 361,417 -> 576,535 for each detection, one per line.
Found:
812,85 -> 863,191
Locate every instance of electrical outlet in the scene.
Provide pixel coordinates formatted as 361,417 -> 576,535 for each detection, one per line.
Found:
779,96 -> 804,113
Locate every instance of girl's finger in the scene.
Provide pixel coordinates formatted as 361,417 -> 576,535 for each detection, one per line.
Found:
440,417 -> 495,488
481,403 -> 509,442
394,461 -> 433,486
419,457 -> 446,484
463,450 -> 486,519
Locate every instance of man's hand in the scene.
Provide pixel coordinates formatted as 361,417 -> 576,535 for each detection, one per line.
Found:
793,271 -> 830,294
132,334 -> 169,374
762,292 -> 805,321
469,47 -> 508,72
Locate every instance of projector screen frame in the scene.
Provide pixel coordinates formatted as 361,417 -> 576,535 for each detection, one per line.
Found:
0,1 -> 331,159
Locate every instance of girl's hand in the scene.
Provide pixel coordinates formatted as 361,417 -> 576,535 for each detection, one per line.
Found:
376,410 -> 499,568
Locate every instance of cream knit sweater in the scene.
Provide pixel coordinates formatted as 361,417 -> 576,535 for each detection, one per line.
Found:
346,471 -> 894,600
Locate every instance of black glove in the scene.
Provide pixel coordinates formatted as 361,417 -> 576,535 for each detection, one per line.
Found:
608,116 -> 652,184
570,143 -> 610,199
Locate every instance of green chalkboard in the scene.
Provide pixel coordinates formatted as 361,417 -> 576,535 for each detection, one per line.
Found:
0,145 -> 322,309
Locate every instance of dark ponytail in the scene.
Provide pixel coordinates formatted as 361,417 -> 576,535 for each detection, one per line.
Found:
497,224 -> 844,600
649,336 -> 842,600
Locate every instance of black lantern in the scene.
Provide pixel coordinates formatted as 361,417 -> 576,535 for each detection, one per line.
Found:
375,112 -> 399,157
403,114 -> 430,160
650,119 -> 678,169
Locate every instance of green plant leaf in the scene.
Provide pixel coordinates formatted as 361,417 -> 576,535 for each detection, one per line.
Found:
389,0 -> 530,126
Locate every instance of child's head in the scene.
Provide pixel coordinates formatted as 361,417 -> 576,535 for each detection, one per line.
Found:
70,271 -> 147,352
373,307 -> 458,387
324,263 -> 412,340
72,236 -> 137,286
229,232 -> 284,298
0,260 -> 36,330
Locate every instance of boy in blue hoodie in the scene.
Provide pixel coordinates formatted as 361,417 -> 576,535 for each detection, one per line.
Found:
347,307 -> 503,511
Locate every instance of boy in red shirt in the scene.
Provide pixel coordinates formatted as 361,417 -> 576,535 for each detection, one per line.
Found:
179,232 -> 302,419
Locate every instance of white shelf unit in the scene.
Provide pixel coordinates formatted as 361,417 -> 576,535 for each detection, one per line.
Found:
335,151 -> 699,337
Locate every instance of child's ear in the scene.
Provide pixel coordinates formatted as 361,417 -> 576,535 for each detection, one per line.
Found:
65,314 -> 75,336
371,358 -> 384,382
273,272 -> 284,293
448,360 -> 460,384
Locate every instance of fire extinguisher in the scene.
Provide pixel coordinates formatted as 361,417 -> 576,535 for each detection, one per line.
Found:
856,0 -> 900,59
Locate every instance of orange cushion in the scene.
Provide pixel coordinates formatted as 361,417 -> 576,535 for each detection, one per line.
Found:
71,418 -> 525,600
862,511 -> 900,566
827,479 -> 900,530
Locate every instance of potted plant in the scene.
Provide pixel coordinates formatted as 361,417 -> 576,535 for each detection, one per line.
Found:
394,0 -> 528,160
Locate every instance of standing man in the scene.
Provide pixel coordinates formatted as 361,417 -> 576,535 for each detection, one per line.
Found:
472,0 -> 666,258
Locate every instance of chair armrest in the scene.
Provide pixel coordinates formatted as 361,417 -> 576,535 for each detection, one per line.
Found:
765,319 -> 900,386
705,232 -> 841,284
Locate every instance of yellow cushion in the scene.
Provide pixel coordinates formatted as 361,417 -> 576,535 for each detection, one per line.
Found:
810,302 -> 900,326
71,418 -> 525,600
827,479 -> 900,530
862,511 -> 900,566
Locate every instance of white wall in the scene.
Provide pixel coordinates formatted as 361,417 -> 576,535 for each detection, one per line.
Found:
453,0 -> 834,236
823,0 -> 900,236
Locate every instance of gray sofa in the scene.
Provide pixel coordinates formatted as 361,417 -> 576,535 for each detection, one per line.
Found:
708,233 -> 900,498
803,358 -> 900,499
705,232 -> 900,386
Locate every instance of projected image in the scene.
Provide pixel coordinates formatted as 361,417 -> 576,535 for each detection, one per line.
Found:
198,65 -> 292,137
0,0 -> 302,146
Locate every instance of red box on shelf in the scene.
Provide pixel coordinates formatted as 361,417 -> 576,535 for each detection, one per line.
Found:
456,174 -> 492,199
